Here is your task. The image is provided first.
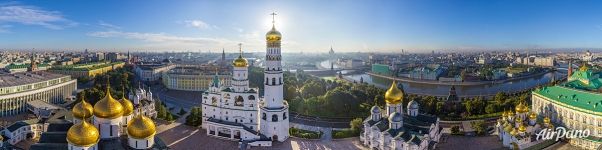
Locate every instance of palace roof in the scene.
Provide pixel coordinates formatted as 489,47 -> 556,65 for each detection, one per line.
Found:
533,86 -> 602,114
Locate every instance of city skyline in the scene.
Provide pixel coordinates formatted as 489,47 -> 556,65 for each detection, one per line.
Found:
1,0 -> 602,53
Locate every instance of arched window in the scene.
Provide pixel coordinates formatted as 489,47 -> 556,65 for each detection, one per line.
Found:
283,112 -> 287,120
272,78 -> 276,85
211,97 -> 217,106
265,78 -> 269,85
279,77 -> 282,84
262,113 -> 267,120
272,114 -> 278,122
248,95 -> 255,100
234,96 -> 244,106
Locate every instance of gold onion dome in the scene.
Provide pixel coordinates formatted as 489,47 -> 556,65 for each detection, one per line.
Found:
515,102 -> 529,113
266,25 -> 282,42
233,55 -> 248,67
544,116 -> 551,124
94,86 -> 124,119
384,81 -> 403,104
529,113 -> 537,120
518,124 -> 527,132
127,114 -> 156,139
73,99 -> 93,119
67,120 -> 99,147
119,94 -> 134,116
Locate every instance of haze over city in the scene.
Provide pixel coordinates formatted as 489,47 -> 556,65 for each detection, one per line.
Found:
2,0 -> 602,53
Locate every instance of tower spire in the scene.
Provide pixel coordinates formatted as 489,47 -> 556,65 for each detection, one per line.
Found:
238,43 -> 243,56
270,12 -> 277,28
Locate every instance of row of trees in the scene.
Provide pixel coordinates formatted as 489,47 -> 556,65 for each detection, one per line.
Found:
155,100 -> 175,121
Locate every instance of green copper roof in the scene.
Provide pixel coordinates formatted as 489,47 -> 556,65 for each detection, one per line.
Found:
533,86 -> 602,115
564,67 -> 602,91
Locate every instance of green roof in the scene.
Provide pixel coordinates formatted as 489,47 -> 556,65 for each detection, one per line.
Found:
533,86 -> 602,115
564,68 -> 602,91
5,63 -> 50,69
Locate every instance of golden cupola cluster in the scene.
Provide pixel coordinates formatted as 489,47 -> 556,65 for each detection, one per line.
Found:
73,98 -> 93,119
127,113 -> 156,139
385,81 -> 403,105
119,90 -> 134,116
93,85 -> 124,119
67,119 -> 100,147
518,124 -> 527,132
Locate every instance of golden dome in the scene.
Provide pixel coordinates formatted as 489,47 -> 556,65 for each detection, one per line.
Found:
384,81 -> 403,104
73,99 -> 93,119
502,111 -> 508,117
127,114 -> 156,139
518,124 -> 527,132
67,120 -> 99,147
580,63 -> 589,71
529,113 -> 537,120
543,116 -> 551,124
93,88 -> 124,119
119,96 -> 134,116
266,26 -> 282,42
510,128 -> 518,136
508,111 -> 515,116
515,102 -> 529,113
232,55 -> 248,67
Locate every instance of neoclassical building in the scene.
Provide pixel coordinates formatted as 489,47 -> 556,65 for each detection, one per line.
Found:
360,81 -> 442,150
201,17 -> 289,147
0,62 -> 77,117
531,64 -> 602,149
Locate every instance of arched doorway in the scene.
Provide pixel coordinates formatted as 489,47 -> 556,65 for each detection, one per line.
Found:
272,135 -> 278,141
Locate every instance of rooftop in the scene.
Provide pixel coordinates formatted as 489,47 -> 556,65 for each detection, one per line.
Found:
0,71 -> 68,88
533,85 -> 602,115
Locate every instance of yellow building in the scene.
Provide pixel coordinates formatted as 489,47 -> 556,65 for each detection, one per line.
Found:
49,62 -> 125,79
162,65 -> 231,91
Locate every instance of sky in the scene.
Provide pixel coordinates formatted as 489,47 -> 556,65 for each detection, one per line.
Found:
1,0 -> 602,53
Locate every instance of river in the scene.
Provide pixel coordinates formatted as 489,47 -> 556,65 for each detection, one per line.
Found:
320,61 -> 568,97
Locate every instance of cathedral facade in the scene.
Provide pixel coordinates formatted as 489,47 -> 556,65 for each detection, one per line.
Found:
360,81 -> 442,150
201,17 -> 289,147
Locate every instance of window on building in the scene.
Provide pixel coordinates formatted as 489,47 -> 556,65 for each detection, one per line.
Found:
235,96 -> 244,107
283,112 -> 287,120
262,113 -> 266,120
272,114 -> 278,122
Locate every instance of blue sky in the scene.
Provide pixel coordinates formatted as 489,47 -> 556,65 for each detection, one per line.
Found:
0,0 -> 602,53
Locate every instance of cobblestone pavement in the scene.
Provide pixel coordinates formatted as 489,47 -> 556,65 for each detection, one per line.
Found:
436,134 -> 504,150
157,120 -> 368,150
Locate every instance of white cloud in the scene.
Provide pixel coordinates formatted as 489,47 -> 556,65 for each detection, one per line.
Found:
98,20 -> 120,30
0,4 -> 76,30
87,30 -> 235,46
183,20 -> 217,30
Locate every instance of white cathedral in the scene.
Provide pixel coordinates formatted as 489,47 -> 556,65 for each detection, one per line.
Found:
201,15 -> 289,147
360,81 -> 442,150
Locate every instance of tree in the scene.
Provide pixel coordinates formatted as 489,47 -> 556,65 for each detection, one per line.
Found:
166,112 -> 174,121
350,118 -> 363,133
485,104 -> 497,114
470,120 -> 487,135
494,92 -> 506,105
179,108 -> 186,115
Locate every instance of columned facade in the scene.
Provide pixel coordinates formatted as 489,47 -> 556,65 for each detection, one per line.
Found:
0,75 -> 76,117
